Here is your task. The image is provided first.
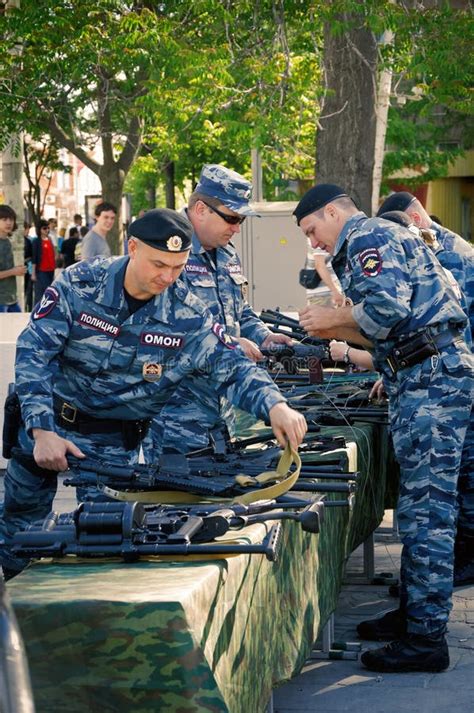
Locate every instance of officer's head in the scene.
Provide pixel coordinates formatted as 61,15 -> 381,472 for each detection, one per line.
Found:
377,191 -> 431,229
379,210 -> 436,247
188,164 -> 256,250
126,208 -> 192,298
293,184 -> 357,254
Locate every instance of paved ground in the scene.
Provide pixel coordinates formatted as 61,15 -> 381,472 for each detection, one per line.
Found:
273,513 -> 474,713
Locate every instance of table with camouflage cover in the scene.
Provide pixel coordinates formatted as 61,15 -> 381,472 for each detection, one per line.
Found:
8,421 -> 394,713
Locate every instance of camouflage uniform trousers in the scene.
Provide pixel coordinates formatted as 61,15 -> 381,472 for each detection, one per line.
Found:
0,425 -> 140,574
457,412 -> 474,538
388,349 -> 474,636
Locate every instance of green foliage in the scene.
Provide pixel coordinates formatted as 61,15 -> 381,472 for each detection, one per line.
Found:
0,0 -> 472,212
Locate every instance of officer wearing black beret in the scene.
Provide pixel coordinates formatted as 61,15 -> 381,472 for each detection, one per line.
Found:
128,208 -> 192,252
294,182 -> 474,676
0,207 -> 307,578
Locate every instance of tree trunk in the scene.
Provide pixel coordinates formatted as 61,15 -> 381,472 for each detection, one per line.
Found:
316,14 -> 379,214
98,165 -> 125,255
163,159 -> 175,209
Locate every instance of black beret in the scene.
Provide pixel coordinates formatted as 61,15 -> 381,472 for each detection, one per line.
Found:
376,191 -> 415,217
293,184 -> 348,225
128,208 -> 192,252
378,210 -> 413,228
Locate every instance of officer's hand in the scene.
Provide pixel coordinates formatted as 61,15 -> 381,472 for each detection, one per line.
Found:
369,378 -> 386,402
299,304 -> 337,336
329,340 -> 349,361
32,429 -> 85,472
269,403 -> 307,450
260,333 -> 293,348
234,337 -> 263,362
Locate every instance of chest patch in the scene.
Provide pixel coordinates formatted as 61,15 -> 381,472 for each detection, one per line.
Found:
185,263 -> 210,275
227,263 -> 242,275
212,322 -> 236,349
358,248 -> 383,277
78,312 -> 121,336
140,332 -> 184,349
33,286 -> 59,320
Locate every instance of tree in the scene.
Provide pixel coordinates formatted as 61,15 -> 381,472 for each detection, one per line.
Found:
22,135 -> 70,225
312,0 -> 474,211
0,1 -> 239,251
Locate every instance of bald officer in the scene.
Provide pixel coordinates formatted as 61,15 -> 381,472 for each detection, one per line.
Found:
0,208 -> 306,577
294,184 -> 473,674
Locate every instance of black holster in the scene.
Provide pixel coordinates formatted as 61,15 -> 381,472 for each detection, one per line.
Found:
2,392 -> 22,459
386,331 -> 438,374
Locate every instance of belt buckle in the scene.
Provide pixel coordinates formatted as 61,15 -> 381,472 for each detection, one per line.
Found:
61,402 -> 77,424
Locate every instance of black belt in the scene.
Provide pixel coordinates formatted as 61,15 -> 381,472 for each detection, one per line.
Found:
386,327 -> 464,375
53,396 -> 150,449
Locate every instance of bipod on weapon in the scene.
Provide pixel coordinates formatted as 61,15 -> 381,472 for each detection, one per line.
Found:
11,497 -> 348,563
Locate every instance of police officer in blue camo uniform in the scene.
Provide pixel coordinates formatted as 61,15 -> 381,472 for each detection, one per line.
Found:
151,164 -> 292,454
0,208 -> 307,578
377,191 -> 474,588
295,184 -> 474,673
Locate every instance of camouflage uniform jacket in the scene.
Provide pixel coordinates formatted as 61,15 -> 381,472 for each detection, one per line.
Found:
15,256 -> 285,436
430,221 -> 474,340
333,213 -> 469,369
181,229 -> 271,343
154,227 -> 273,450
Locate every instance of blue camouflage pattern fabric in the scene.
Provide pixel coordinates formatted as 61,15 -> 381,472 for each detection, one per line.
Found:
430,222 -> 474,541
151,227 -> 273,453
0,256 -> 285,573
334,213 -> 474,636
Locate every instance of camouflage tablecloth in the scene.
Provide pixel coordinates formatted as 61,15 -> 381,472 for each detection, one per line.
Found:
8,422 -> 393,713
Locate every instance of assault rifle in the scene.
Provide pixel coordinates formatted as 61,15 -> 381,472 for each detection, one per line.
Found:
62,452 -> 358,498
11,498 -> 348,563
259,309 -> 329,347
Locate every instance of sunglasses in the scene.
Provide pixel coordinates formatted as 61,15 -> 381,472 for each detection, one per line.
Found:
202,201 -> 246,225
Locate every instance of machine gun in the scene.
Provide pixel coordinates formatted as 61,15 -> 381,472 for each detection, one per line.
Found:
11,497 -> 348,563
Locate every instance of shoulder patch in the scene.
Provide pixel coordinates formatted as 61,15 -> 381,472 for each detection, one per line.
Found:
358,248 -> 383,277
212,322 -> 236,349
33,286 -> 59,320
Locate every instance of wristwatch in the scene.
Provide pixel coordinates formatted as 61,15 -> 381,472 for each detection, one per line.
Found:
343,345 -> 351,364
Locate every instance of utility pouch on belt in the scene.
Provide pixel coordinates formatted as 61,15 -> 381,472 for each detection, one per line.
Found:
386,331 -> 438,374
2,389 -> 22,459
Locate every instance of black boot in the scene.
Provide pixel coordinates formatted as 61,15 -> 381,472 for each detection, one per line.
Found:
357,608 -> 406,641
360,632 -> 449,673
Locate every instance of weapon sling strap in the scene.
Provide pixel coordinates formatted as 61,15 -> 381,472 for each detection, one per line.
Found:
99,443 -> 301,505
